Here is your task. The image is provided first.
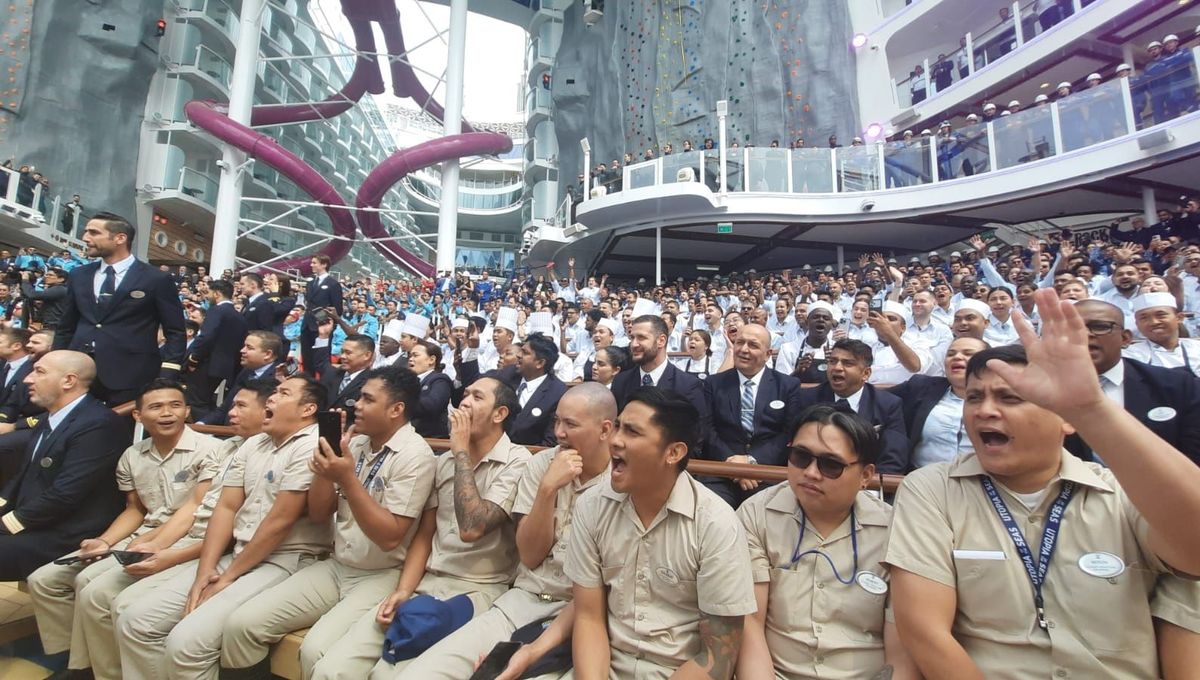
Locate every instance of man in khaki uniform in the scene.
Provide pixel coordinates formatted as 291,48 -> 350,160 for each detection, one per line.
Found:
74,378 -> 275,680
1154,575 -> 1200,679
566,387 -> 756,680
887,291 -> 1200,679
27,379 -> 230,677
114,375 -> 333,680
311,376 -> 529,679
220,365 -> 436,678
397,382 -> 616,679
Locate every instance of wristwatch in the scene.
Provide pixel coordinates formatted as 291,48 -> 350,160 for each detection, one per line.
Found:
745,455 -> 758,465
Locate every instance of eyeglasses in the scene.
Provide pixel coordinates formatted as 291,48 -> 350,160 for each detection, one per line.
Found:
1084,321 -> 1121,336
788,448 -> 861,479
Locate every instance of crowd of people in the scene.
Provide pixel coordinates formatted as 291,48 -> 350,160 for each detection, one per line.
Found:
0,158 -> 86,234
0,208 -> 1198,680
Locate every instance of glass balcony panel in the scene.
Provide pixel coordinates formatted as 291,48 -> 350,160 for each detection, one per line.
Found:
661,151 -> 703,184
837,145 -> 881,192
993,106 -> 1056,169
725,149 -> 744,192
790,148 -> 833,193
1132,51 -> 1198,130
744,148 -> 789,192
193,45 -> 232,88
883,139 -> 932,188
178,167 -> 219,206
1058,79 -> 1131,152
627,161 -> 657,190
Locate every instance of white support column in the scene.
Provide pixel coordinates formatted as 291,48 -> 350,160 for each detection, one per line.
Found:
1049,102 -> 1064,155
434,0 -> 470,277
1012,1 -> 1023,48
717,100 -> 728,195
581,139 -> 591,202
965,32 -> 976,76
1142,187 -> 1157,229
655,227 -> 662,286
836,245 -> 845,273
210,0 -> 265,274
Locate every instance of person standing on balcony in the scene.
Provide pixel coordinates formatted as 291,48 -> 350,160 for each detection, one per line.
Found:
301,254 -> 344,376
1035,0 -> 1063,32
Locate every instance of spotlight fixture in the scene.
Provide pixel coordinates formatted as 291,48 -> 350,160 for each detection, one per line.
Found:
851,33 -> 869,49
865,123 -> 883,139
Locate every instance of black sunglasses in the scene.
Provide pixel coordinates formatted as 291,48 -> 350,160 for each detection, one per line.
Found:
788,448 -> 861,479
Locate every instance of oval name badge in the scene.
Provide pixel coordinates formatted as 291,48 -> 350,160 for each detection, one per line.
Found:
1148,406 -> 1177,422
1078,552 -> 1125,578
39,457 -> 53,468
856,571 -> 888,595
817,363 -> 828,372
656,567 -> 680,585
697,372 -> 707,379
130,290 -> 146,299
769,400 -> 785,410
531,407 -> 543,417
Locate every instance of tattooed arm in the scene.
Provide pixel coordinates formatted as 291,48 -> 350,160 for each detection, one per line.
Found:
669,613 -> 743,680
451,450 -> 509,542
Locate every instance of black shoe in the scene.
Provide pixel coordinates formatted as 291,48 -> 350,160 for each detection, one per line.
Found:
46,670 -> 94,680
218,658 -> 272,680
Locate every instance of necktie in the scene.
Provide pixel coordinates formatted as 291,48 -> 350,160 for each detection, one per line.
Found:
835,398 -> 852,412
641,373 -> 653,386
1,364 -> 10,389
98,265 -> 116,309
740,379 -> 755,432
339,373 -> 353,394
518,381 -> 528,404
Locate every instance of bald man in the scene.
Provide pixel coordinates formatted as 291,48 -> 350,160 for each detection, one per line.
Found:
387,383 -> 617,679
702,324 -> 802,507
0,350 -> 130,579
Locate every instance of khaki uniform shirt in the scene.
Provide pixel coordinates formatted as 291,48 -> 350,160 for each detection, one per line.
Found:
565,472 -> 757,676
885,451 -> 1170,678
224,424 -> 331,557
511,446 -> 610,602
425,433 -> 530,584
1153,574 -> 1200,633
186,436 -> 244,540
115,428 -> 230,528
738,485 -> 893,679
335,424 -> 436,570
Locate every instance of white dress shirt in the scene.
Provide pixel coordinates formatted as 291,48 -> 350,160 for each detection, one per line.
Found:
639,359 -> 670,386
1123,338 -> 1200,377
92,253 -> 136,299
33,393 -> 88,461
738,366 -> 767,406
517,373 -> 548,407
983,314 -> 1020,347
1099,361 -> 1125,409
2,355 -> 28,388
913,388 -> 969,469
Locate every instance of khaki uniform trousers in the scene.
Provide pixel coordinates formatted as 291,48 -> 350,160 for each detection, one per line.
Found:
113,552 -> 313,680
26,537 -> 135,663
308,572 -> 509,680
221,558 -> 398,677
391,588 -> 567,680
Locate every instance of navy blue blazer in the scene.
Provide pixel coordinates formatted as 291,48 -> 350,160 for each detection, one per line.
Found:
704,368 -> 803,466
314,348 -> 369,424
54,259 -> 186,390
200,362 -> 278,425
887,375 -> 954,460
610,362 -> 711,452
303,276 -> 344,332
0,359 -> 37,427
243,294 -> 294,340
0,395 -> 127,539
797,382 -> 910,473
506,371 -> 568,447
411,371 -> 453,439
187,302 -> 248,382
1067,358 -> 1200,465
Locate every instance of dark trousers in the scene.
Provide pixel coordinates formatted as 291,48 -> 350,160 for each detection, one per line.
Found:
0,528 -> 83,580
184,370 -> 224,421
699,475 -> 775,509
300,327 -> 317,376
0,428 -> 36,490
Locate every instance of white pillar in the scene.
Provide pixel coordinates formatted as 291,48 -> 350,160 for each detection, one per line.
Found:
1143,186 -> 1157,228
717,100 -> 728,194
210,0 -> 265,274
837,245 -> 845,273
655,227 -> 662,285
435,0 -> 470,277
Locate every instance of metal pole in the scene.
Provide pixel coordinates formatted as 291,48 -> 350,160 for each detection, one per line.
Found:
717,100 -> 728,194
434,0 -> 469,278
655,227 -> 662,286
836,245 -> 844,273
1142,187 -> 1157,230
210,0 -> 265,274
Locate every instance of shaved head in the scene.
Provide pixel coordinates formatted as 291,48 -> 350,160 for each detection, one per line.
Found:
1073,299 -> 1124,327
739,323 -> 771,347
26,350 -> 96,411
44,350 -> 97,386
564,381 -> 618,422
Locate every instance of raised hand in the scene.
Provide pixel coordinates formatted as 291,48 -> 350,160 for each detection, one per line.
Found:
969,234 -> 986,254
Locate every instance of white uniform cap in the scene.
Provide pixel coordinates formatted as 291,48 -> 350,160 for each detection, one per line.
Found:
966,114 -> 980,122
1086,73 -> 1102,82
920,128 -> 932,135
400,313 -> 431,339
950,250 -> 962,257
1165,34 -> 1179,42
495,307 -> 519,333
631,297 -> 657,317
902,129 -> 914,136
882,300 -> 912,325
957,299 -> 992,317
1008,99 -> 1021,108
528,311 -> 554,336
1000,110 -> 1012,116
451,317 -> 469,329
983,102 -> 997,111
1148,40 -> 1163,49
807,300 -> 842,323
1057,81 -> 1072,89
1132,292 -> 1179,314
928,250 -> 939,256
1034,94 -> 1049,103
1116,63 -> 1132,73
598,318 -> 622,335
382,319 -> 405,341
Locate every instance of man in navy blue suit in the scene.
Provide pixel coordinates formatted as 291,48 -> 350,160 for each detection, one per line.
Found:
197,331 -> 282,426
797,339 -> 910,473
504,333 -> 567,446
300,254 -> 344,375
0,351 -> 127,579
610,315 -> 710,448
184,279 -> 248,420
53,212 -> 186,406
1070,300 -> 1200,465
239,272 -> 291,339
703,324 -> 802,506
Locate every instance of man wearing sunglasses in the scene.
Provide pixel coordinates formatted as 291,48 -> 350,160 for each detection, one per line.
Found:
1065,300 -> 1200,465
886,290 -> 1200,679
736,405 -> 920,679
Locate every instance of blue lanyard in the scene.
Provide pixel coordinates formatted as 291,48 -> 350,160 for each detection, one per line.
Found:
354,447 -> 391,490
980,477 -> 1075,630
785,507 -> 858,585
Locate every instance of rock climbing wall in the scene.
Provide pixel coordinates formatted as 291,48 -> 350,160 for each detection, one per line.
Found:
552,0 -> 859,187
0,0 -> 162,217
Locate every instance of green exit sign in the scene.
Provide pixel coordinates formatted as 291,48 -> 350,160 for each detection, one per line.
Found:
717,222 -> 733,234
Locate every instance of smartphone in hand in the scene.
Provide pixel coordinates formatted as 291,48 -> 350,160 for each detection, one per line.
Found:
317,411 -> 343,457
468,641 -> 523,680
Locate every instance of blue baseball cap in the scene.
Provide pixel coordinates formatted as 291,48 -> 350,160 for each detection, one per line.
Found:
381,594 -> 474,663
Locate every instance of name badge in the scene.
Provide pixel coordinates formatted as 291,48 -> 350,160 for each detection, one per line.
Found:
656,567 -> 680,585
952,549 -> 1006,561
769,400 -> 785,410
817,363 -> 828,372
130,290 -> 146,299
856,571 -> 888,595
697,373 -> 707,379
531,407 -> 543,417
321,285 -> 329,290
174,469 -> 190,483
1148,406 -> 1176,422
265,469 -> 275,483
1078,552 -> 1125,578
40,457 -> 52,468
